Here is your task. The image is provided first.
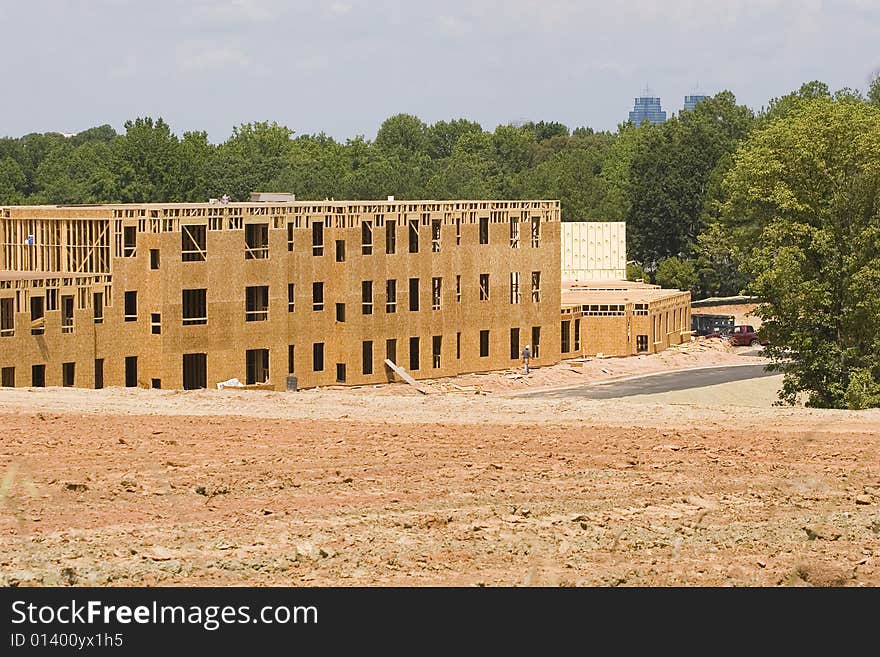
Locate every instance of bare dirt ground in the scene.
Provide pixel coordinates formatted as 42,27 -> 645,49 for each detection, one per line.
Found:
1,341 -> 878,587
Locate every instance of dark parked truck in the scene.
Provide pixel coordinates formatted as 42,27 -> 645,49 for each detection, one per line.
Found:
691,313 -> 735,337
727,325 -> 768,346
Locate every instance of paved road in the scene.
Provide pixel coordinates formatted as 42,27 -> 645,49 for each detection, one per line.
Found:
522,364 -> 776,399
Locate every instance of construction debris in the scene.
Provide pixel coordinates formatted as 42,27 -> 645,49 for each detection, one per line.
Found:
384,359 -> 429,395
216,378 -> 275,391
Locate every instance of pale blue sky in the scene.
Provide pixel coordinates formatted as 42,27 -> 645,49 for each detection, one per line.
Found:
1,0 -> 878,141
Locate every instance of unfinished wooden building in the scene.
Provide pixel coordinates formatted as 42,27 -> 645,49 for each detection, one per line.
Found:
560,280 -> 691,357
560,221 -> 626,282
0,200 -> 561,390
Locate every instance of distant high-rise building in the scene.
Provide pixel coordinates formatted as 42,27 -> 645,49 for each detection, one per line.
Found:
684,95 -> 709,111
628,96 -> 666,125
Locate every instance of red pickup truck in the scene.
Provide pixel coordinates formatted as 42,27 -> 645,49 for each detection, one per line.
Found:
727,325 -> 768,347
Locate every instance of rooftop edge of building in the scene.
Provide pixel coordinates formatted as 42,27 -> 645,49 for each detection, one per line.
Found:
562,280 -> 691,305
0,199 -> 562,212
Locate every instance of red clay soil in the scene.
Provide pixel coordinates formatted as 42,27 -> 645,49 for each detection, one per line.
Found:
1,383 -> 878,587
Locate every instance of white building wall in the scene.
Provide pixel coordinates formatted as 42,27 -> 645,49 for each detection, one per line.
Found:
561,221 -> 626,281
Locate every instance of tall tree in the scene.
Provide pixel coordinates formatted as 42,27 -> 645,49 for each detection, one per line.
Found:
654,256 -> 697,292
375,114 -> 429,156
491,124 -> 535,175
34,141 -> 118,204
627,91 -> 754,268
692,222 -> 748,298
520,134 -> 613,220
13,132 -> 68,197
723,96 -> 880,408
0,157 -> 26,204
868,72 -> 880,108
425,150 -> 496,199
599,123 -> 642,222
177,131 -> 214,202
267,134 -> 349,200
523,120 -> 569,141
761,80 -> 830,123
69,124 -> 118,146
205,121 -> 293,200
427,119 -> 483,159
491,124 -> 536,196
113,117 -> 181,202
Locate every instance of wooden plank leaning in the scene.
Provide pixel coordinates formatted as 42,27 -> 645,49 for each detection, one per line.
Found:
384,359 -> 429,395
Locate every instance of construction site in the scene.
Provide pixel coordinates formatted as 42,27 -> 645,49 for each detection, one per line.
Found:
0,199 -> 877,588
0,199 -> 564,389
0,199 -> 690,390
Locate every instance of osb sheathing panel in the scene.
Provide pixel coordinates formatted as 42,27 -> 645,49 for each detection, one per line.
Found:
566,290 -> 691,358
0,202 -> 562,390
0,292 -> 145,388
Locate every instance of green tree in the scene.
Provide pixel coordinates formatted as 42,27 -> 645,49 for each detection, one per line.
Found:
655,256 -> 697,292
427,119 -> 483,159
334,134 -> 429,200
627,91 -> 754,268
843,369 -> 880,409
491,125 -> 536,197
520,136 -> 612,220
599,123 -> 642,221
13,132 -> 68,198
723,96 -> 880,408
626,263 -> 647,282
0,157 -> 26,204
762,80 -> 830,123
267,134 -> 349,200
205,121 -> 293,200
833,87 -> 865,103
113,117 -> 181,202
375,114 -> 429,156
491,124 -> 535,175
453,130 -> 494,159
523,121 -> 569,141
177,131 -> 214,202
342,155 -> 399,199
869,73 -> 880,108
224,121 -> 293,160
69,125 -> 118,146
34,141 -> 118,204
425,151 -> 496,199
693,222 -> 747,298
530,134 -> 573,166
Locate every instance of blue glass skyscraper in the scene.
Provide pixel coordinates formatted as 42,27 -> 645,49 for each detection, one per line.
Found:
628,96 -> 666,125
684,95 -> 709,111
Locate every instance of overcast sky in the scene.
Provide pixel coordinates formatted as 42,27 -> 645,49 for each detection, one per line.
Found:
2,0 -> 878,142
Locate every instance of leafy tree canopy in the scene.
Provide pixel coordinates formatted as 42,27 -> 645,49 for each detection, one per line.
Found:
375,114 -> 429,156
626,91 -> 755,268
655,256 -> 698,293
723,96 -> 880,408
427,119 -> 483,159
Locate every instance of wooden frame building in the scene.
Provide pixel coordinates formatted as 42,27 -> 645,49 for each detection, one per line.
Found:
560,280 -> 692,358
0,200 -> 562,390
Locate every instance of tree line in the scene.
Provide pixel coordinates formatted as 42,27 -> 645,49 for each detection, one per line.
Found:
0,116 -> 616,213
2,78 -> 880,408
